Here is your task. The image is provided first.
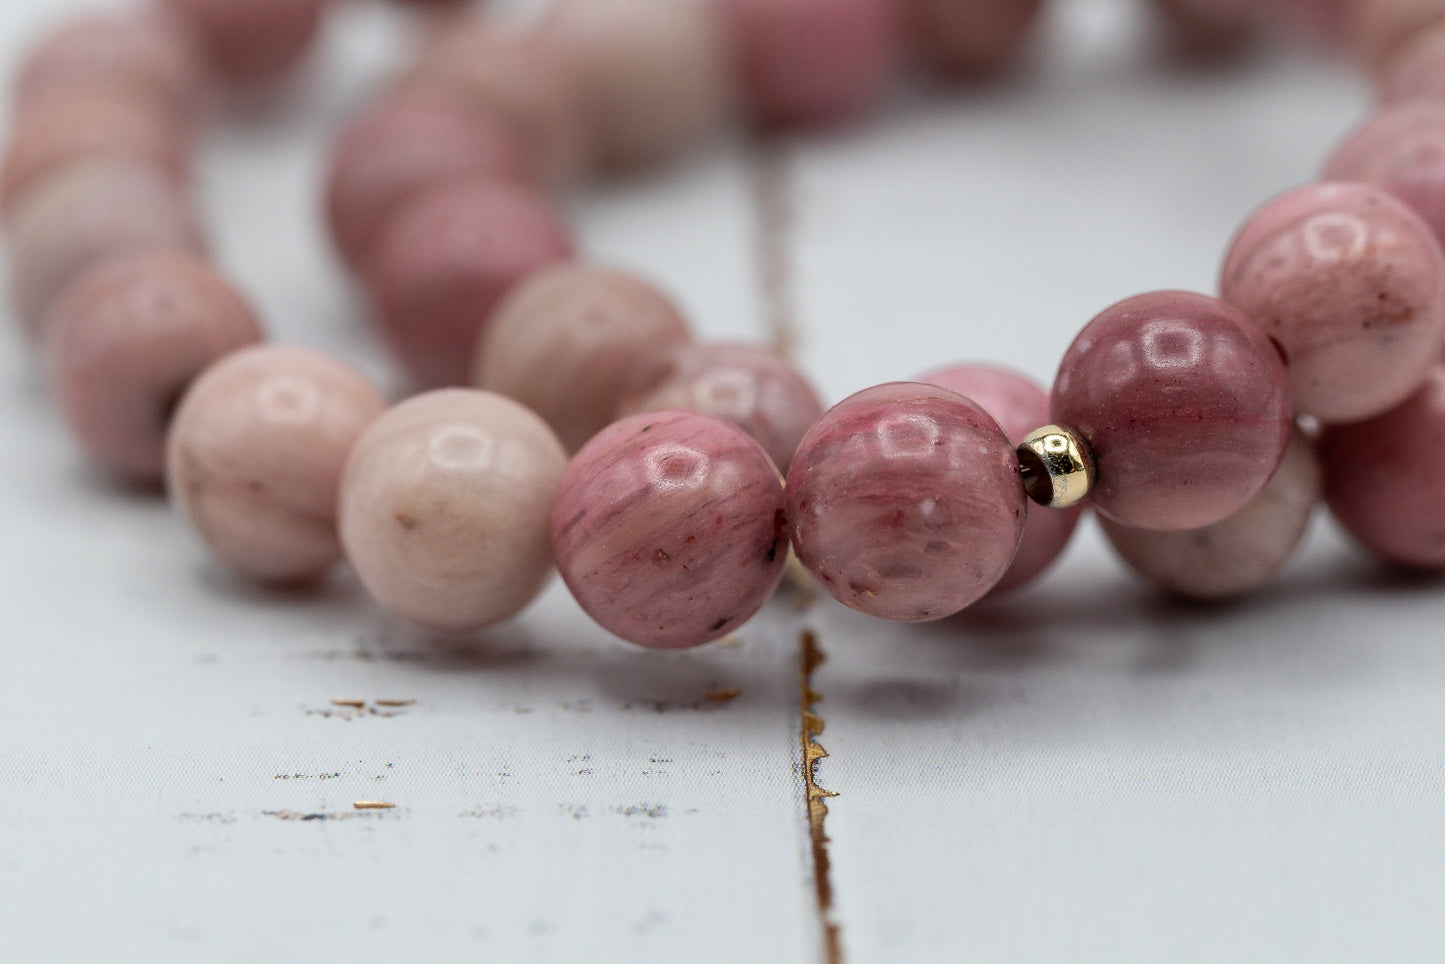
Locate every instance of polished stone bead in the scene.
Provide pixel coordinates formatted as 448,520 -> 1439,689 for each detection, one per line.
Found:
905,0 -> 1042,76
1379,22 -> 1445,101
159,0 -> 327,85
1147,0 -> 1262,55
1324,103 -> 1445,246
1349,0 -> 1445,72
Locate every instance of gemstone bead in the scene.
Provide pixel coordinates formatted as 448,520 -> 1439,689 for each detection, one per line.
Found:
1052,291 -> 1293,531
1324,102 -> 1445,246
1101,430 -> 1321,599
905,0 -> 1042,77
1350,0 -> 1445,72
340,389 -> 568,632
1379,22 -> 1445,102
159,0 -> 327,85
920,365 -> 1083,596
787,382 -> 1026,621
1147,0 -> 1262,55
552,411 -> 788,649
167,345 -> 386,582
44,251 -> 263,483
1221,182 -> 1445,424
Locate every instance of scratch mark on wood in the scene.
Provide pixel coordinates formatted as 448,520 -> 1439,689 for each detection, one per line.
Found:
800,627 -> 843,964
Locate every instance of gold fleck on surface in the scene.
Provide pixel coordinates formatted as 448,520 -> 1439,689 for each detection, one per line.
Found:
353,801 -> 396,810
704,687 -> 742,703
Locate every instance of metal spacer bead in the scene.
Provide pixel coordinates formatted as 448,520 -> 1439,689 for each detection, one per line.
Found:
1017,424 -> 1095,510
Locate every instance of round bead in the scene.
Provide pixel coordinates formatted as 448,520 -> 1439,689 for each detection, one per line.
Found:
1147,0 -> 1262,55
1323,103 -> 1445,245
366,177 -> 574,389
326,91 -> 532,273
920,364 -> 1084,596
905,0 -> 1043,77
1101,430 -> 1322,600
787,382 -> 1026,621
719,0 -> 900,127
1052,291 -> 1293,531
340,389 -> 568,632
1321,365 -> 1445,568
539,0 -> 734,168
475,264 -> 692,453
159,0 -> 327,85
43,251 -> 263,483
1221,182 -> 1445,424
1275,0 -> 1349,49
620,342 -> 825,472
1379,22 -> 1445,102
552,411 -> 788,649
6,158 -> 205,335
1350,0 -> 1445,72
167,345 -> 386,582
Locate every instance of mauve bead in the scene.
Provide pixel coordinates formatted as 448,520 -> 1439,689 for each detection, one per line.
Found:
539,0 -> 734,168
43,251 -> 263,484
906,0 -> 1042,78
1,89 -> 190,214
1147,0 -> 1261,55
1351,0 -> 1445,72
475,264 -> 692,453
719,0 -> 899,128
1379,23 -> 1445,101
1321,365 -> 1445,568
1324,103 -> 1445,245
1221,182 -> 1445,423
340,389 -> 568,632
326,90 -> 532,272
1053,291 -> 1292,531
366,177 -> 574,389
1276,0 -> 1349,48
620,342 -> 826,472
787,382 -> 1026,621
1101,430 -> 1321,600
6,158 -> 206,334
159,0 -> 327,85
552,411 -> 788,649
167,346 -> 385,582
920,364 -> 1083,596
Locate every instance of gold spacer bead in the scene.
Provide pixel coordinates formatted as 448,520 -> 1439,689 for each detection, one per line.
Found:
1017,424 -> 1095,510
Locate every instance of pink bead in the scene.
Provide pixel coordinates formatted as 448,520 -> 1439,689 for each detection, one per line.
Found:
1379,22 -> 1445,102
1221,182 -> 1445,423
1324,102 -> 1445,246
6,158 -> 206,334
475,264 -> 692,453
366,177 -> 574,389
1,89 -> 191,215
1275,0 -> 1350,49
787,382 -> 1026,621
1101,430 -> 1321,599
905,0 -> 1042,77
167,345 -> 386,582
620,342 -> 826,472
326,90 -> 533,272
1147,0 -> 1262,55
1053,291 -> 1293,531
1321,365 -> 1445,568
1350,0 -> 1445,72
159,0 -> 327,85
920,364 -> 1083,596
43,251 -> 263,484
340,389 -> 568,632
719,0 -> 899,127
552,411 -> 788,649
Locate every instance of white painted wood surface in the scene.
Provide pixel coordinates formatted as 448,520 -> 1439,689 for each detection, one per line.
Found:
3,1 -> 1444,962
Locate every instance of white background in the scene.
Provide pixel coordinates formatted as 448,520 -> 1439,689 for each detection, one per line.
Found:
3,0 -> 1444,962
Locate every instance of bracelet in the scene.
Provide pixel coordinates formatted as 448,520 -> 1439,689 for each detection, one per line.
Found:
6,0 -> 1445,656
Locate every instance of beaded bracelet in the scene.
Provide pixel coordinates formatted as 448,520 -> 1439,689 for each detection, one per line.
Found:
6,0 -> 1445,655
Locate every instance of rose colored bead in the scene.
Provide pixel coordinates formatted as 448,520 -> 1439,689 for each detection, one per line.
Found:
620,342 -> 825,472
167,345 -> 386,582
1147,0 -> 1262,55
787,382 -> 1026,621
906,0 -> 1042,78
552,411 -> 788,649
1350,0 -> 1445,72
1321,365 -> 1445,567
538,0 -> 734,168
1,89 -> 190,215
920,364 -> 1083,596
1379,22 -> 1445,102
326,90 -> 532,272
159,0 -> 327,85
366,177 -> 574,389
1101,430 -> 1321,599
1053,291 -> 1292,531
14,9 -> 208,119
6,158 -> 205,334
1276,0 -> 1349,49
43,251 -> 263,484
475,264 -> 692,453
1324,102 -> 1445,245
1221,182 -> 1445,424
340,389 -> 568,632
719,0 -> 899,128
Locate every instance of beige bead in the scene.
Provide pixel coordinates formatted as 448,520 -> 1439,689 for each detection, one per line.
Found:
1351,0 -> 1445,71
339,389 -> 568,632
1101,431 -> 1322,600
538,0 -> 734,169
7,158 -> 205,334
475,264 -> 692,453
167,345 -> 387,583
